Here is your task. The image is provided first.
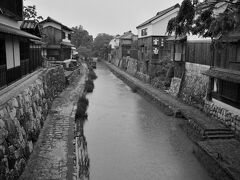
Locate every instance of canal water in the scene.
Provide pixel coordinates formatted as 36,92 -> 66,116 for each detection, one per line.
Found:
82,62 -> 213,180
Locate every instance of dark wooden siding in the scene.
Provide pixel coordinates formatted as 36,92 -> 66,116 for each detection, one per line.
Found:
6,66 -> 21,85
29,44 -> 42,71
60,47 -> 71,61
186,42 -> 211,65
214,42 -> 240,71
42,26 -> 62,45
138,36 -> 171,63
138,36 -> 153,61
0,65 -> 6,88
0,0 -> 23,20
122,45 -> 131,57
0,38 -> 6,88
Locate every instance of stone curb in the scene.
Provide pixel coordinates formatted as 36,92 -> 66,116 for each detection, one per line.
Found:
193,141 -> 237,180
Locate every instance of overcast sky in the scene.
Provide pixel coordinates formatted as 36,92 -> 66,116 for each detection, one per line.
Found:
24,0 -> 183,38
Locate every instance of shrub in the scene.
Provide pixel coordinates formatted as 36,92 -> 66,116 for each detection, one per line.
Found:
84,79 -> 94,93
75,96 -> 89,119
88,70 -> 97,80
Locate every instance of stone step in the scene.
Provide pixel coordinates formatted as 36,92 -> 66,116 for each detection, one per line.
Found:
204,130 -> 234,136
203,128 -> 235,139
204,134 -> 235,139
204,128 -> 232,132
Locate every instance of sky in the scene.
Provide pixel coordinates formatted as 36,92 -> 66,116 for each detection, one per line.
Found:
24,0 -> 183,38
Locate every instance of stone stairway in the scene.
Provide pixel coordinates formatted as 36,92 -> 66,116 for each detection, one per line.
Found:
203,129 -> 235,139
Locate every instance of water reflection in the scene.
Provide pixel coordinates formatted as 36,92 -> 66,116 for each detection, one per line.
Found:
83,62 -> 213,180
76,118 -> 90,180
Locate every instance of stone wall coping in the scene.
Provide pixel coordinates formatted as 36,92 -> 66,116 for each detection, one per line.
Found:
212,98 -> 240,116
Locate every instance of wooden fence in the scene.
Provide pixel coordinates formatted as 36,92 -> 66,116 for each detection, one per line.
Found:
185,42 -> 212,65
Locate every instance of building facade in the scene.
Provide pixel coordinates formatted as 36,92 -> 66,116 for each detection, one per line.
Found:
136,4 -> 179,78
0,0 -> 41,89
39,17 -> 74,61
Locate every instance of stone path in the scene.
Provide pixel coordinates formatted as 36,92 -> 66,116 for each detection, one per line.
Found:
19,64 -> 87,180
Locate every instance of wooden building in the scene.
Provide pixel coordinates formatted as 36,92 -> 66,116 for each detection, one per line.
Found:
136,4 -> 180,77
204,32 -> 240,109
0,0 -> 42,89
118,31 -> 137,58
167,35 -> 212,101
39,17 -> 74,61
20,20 -> 45,75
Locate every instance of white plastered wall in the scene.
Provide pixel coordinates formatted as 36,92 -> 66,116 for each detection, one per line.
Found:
62,29 -> 71,43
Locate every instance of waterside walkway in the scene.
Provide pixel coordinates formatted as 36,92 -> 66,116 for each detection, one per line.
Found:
20,64 -> 87,180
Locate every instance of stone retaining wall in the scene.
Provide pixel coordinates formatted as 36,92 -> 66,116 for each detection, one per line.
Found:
126,58 -> 138,76
0,65 -> 66,179
180,62 -> 210,109
204,100 -> 240,135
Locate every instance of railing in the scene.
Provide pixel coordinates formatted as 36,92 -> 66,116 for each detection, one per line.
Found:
0,65 -> 6,88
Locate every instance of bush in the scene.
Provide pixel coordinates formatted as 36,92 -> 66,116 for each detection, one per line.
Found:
75,96 -> 89,119
88,69 -> 97,80
84,79 -> 94,93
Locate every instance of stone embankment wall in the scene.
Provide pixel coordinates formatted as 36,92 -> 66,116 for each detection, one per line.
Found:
180,62 -> 210,109
204,101 -> 240,135
0,66 -> 66,179
126,58 -> 138,75
112,57 -> 150,83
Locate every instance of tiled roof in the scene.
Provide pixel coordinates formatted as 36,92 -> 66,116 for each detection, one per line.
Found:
119,31 -> 136,40
20,20 -> 38,30
40,17 -> 72,32
136,4 -> 180,29
0,23 -> 40,40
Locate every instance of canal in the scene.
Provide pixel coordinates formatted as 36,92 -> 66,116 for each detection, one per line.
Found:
81,62 -> 213,180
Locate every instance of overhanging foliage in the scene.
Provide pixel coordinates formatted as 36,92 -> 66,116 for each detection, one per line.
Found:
167,0 -> 240,38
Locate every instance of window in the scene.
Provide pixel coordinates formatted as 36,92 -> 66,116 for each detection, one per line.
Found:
0,39 -> 6,66
68,34 -> 71,40
141,28 -> 147,36
62,32 -> 66,39
212,79 -> 240,108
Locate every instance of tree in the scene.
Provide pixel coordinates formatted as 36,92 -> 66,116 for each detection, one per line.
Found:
71,26 -> 93,48
167,0 -> 240,38
77,46 -> 92,58
23,0 -> 43,22
92,33 -> 113,57
167,0 -> 195,36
